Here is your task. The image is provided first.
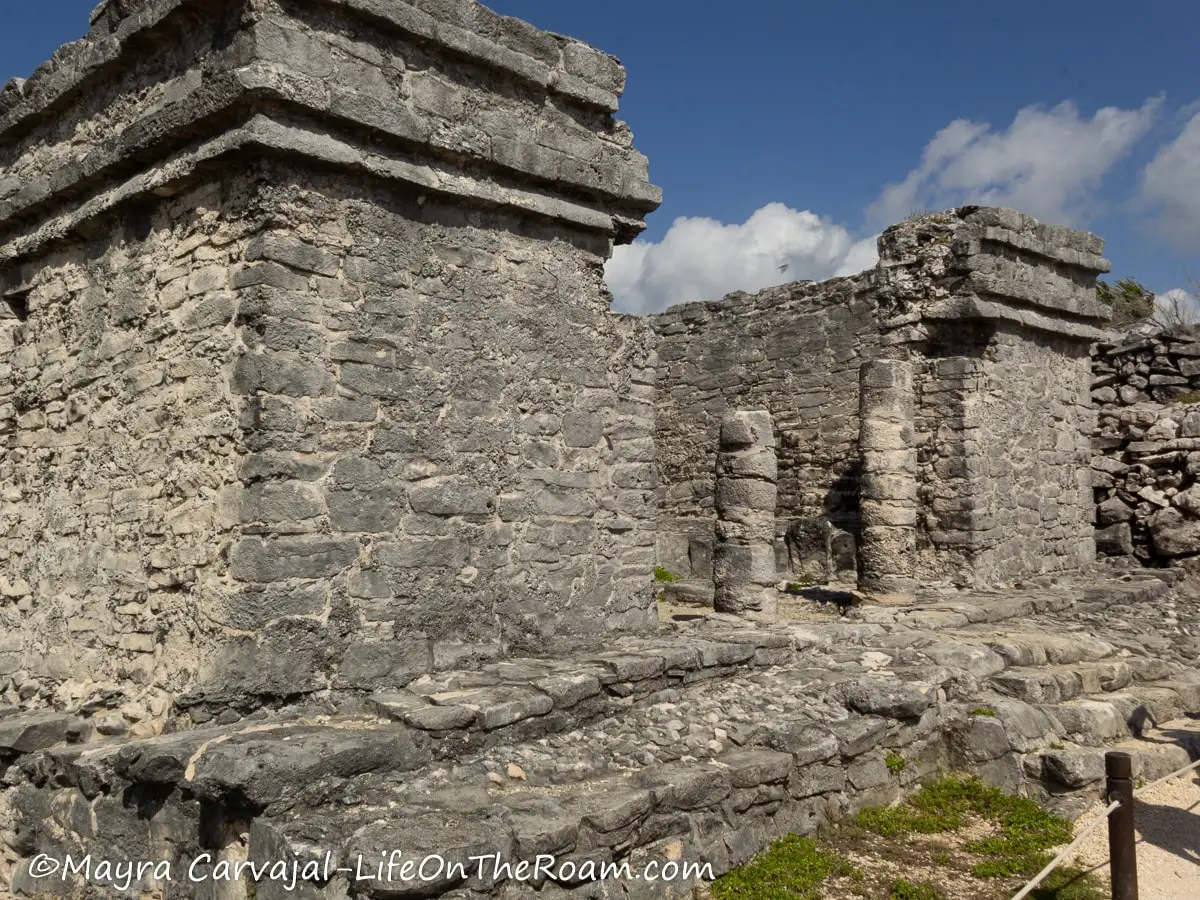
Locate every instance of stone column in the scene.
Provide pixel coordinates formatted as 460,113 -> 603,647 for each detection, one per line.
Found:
858,360 -> 918,596
712,410 -> 778,614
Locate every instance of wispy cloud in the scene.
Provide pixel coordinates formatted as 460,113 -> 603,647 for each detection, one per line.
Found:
1138,107 -> 1200,251
867,98 -> 1162,227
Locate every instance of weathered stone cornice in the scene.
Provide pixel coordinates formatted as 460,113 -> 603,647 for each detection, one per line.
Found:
0,0 -> 660,270
877,206 -> 1113,342
0,113 -> 649,292
1,0 -> 628,132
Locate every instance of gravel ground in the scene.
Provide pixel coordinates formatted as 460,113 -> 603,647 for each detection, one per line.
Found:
1060,718 -> 1200,900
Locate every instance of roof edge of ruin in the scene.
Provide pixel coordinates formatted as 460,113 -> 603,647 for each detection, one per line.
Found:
0,0 -> 632,140
0,114 -> 655,281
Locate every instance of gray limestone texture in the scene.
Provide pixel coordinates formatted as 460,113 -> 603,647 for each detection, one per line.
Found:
0,0 -> 1170,895
652,206 -> 1111,592
0,0 -> 661,723
712,410 -> 778,614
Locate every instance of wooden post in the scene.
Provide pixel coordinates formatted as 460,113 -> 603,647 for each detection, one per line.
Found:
1106,751 -> 1138,900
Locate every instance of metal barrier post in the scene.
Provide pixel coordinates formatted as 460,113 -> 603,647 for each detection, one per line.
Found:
1105,751 -> 1138,900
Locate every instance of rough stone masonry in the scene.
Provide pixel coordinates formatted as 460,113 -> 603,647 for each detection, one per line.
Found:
0,0 -> 663,722
652,207 -> 1112,592
2,1 -> 1193,899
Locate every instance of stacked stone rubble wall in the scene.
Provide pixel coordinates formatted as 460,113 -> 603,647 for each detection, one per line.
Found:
1092,326 -> 1200,565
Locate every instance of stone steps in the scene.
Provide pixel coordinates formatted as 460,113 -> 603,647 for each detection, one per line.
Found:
5,573 -> 1198,899
1035,672 -> 1200,745
220,669 -> 956,899
1027,733 -> 1199,793
0,625 -> 798,765
990,661 -> 1136,704
11,649 -> 957,898
243,737 -> 887,900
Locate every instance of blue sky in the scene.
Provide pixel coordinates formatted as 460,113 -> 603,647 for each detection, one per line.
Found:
4,1 -> 1199,313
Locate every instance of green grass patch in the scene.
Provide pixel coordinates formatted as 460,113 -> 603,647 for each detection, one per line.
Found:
890,880 -> 944,900
970,707 -> 996,717
856,776 -> 1082,880
717,776 -> 1106,900
710,835 -> 854,900
786,577 -> 820,591
654,565 -> 682,583
885,751 -> 907,775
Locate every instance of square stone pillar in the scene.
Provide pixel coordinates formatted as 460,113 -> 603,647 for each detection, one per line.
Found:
864,206 -> 1113,589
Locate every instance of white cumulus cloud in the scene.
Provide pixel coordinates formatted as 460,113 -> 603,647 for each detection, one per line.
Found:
1157,287 -> 1200,324
867,98 -> 1162,227
1139,108 -> 1200,250
605,203 -> 878,315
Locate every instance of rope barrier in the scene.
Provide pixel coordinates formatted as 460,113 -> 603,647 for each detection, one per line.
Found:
1008,800 -> 1120,900
1007,750 -> 1200,900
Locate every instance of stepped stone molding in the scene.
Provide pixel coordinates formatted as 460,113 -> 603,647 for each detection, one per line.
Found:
0,0 -> 660,279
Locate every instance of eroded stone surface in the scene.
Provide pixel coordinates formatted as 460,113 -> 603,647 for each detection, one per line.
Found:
0,0 -> 1189,896
2,574 -> 1196,896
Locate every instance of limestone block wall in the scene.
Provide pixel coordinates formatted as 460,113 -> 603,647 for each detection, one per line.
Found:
961,327 -> 1096,582
0,177 -> 254,726
200,162 -> 660,712
0,0 -> 661,722
649,276 -> 880,580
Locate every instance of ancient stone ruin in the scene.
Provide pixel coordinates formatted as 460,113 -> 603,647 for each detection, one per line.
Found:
652,206 -> 1110,594
0,1 -> 1198,898
1092,325 -> 1200,564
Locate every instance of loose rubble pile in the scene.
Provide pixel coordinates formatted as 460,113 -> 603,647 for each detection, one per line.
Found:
2,573 -> 1197,898
1093,325 -> 1200,564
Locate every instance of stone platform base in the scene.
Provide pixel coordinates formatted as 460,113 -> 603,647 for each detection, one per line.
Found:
2,571 -> 1199,898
